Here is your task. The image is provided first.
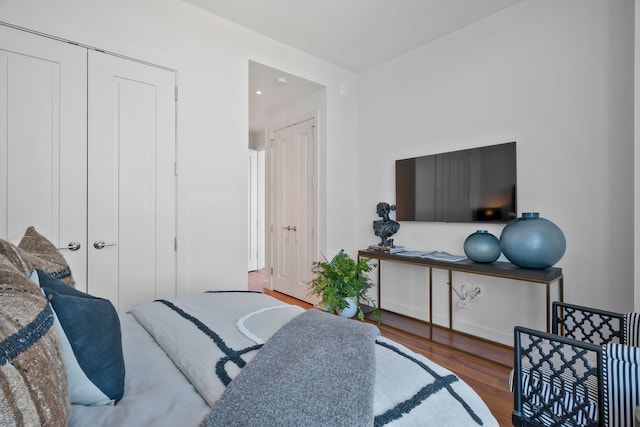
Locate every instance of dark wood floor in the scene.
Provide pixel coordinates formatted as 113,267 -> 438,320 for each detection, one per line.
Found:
249,270 -> 513,426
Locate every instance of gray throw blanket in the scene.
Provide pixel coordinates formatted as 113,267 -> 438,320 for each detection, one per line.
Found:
200,309 -> 380,427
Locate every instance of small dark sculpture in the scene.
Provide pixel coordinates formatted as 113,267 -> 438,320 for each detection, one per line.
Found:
373,202 -> 400,247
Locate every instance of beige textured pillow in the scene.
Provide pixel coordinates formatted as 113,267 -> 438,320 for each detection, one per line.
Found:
17,226 -> 76,287
0,239 -> 32,277
0,257 -> 70,426
0,239 -> 75,289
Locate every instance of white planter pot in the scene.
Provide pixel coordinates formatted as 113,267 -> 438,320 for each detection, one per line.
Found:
338,296 -> 358,318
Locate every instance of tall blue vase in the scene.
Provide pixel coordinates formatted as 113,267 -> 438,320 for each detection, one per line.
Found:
499,212 -> 566,269
463,230 -> 501,263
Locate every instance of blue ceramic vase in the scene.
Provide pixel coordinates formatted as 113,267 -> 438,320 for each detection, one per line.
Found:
463,230 -> 501,263
338,296 -> 358,318
499,212 -> 566,269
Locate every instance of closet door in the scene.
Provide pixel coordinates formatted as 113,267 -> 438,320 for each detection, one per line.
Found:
88,51 -> 176,312
248,149 -> 258,271
270,118 -> 316,301
0,25 -> 88,285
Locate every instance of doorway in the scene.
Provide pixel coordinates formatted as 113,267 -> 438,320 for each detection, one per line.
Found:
269,118 -> 316,301
247,61 -> 325,301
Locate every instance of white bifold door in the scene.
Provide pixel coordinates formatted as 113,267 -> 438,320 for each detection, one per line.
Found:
0,26 -> 88,282
87,51 -> 176,311
0,25 -> 177,312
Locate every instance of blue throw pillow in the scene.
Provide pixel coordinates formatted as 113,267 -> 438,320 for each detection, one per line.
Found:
35,269 -> 125,404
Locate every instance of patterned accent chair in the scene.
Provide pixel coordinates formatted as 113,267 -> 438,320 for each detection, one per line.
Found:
512,301 -> 640,427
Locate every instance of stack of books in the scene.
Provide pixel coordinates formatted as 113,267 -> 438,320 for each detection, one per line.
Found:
396,250 -> 467,262
368,245 -> 405,254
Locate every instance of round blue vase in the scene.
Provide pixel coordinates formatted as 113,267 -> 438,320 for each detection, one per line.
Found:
463,230 -> 501,263
499,212 -> 566,269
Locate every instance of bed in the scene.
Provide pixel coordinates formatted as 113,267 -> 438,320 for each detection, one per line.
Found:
0,227 -> 498,426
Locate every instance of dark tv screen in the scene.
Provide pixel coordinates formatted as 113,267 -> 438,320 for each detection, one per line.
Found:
395,142 -> 516,223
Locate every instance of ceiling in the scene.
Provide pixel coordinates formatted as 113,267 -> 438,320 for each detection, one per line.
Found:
182,0 -> 523,133
183,0 -> 523,73
248,61 -> 324,135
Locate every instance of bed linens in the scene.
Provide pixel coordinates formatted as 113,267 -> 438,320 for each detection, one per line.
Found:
373,336 -> 489,426
70,314 -> 209,427
128,291 -> 304,406
128,291 -> 499,426
201,309 -> 378,427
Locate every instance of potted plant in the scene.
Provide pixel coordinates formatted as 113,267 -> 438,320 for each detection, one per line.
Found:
307,250 -> 380,321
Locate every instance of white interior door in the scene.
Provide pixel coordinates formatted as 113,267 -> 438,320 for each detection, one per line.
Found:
0,25 -> 88,286
257,149 -> 265,271
248,149 -> 258,271
270,118 -> 316,301
88,51 -> 176,312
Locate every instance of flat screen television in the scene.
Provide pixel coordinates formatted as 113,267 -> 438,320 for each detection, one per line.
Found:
395,142 -> 516,223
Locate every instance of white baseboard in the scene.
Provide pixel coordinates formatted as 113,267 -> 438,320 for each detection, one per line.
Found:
451,320 -> 512,346
379,302 -> 512,346
380,301 -> 428,322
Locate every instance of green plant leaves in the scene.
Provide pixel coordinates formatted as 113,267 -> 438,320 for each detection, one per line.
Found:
307,250 -> 379,321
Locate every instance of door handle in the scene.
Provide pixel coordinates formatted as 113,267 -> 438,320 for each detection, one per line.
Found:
290,226 -> 297,231
282,226 -> 291,231
58,242 -> 81,251
93,240 -> 116,249
281,226 -> 297,231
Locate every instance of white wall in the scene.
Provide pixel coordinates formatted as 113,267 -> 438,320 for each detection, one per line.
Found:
0,0 -> 359,295
248,131 -> 264,150
635,0 -> 640,312
358,0 -> 634,343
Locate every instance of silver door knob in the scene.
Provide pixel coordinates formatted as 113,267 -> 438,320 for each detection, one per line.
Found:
59,242 -> 81,251
93,240 -> 116,249
282,226 -> 291,231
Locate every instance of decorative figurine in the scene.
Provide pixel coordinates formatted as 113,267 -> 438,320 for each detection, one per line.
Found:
372,202 -> 400,248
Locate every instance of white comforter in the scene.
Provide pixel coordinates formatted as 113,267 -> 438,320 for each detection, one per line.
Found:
129,292 -> 304,406
70,314 -> 209,427
125,292 -> 499,427
70,291 -> 498,426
